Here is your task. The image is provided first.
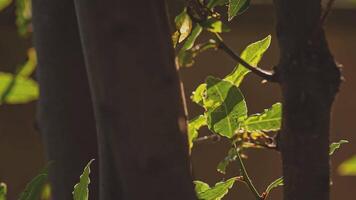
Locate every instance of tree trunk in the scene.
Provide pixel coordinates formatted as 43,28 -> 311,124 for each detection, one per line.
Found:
32,0 -> 99,199
73,0 -> 196,199
273,1 -> 341,200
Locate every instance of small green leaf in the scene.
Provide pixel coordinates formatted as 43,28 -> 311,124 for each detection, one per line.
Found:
338,155 -> 356,176
177,40 -> 218,68
205,77 -> 247,138
191,83 -> 207,106
18,48 -> 37,77
175,9 -> 193,43
201,19 -> 230,33
73,159 -> 94,200
18,174 -> 48,200
194,177 -> 237,200
264,177 -> 284,197
217,148 -> 238,174
329,140 -> 348,155
0,0 -> 12,11
0,183 -> 6,200
228,0 -> 249,21
188,115 -> 207,149
224,35 -> 271,87
0,72 -> 39,105
181,25 -> 203,51
242,103 -> 282,133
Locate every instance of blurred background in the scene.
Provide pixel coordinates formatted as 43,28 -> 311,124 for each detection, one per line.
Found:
0,0 -> 355,199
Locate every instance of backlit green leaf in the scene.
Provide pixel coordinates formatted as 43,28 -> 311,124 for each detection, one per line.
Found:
228,0 -> 249,21
217,148 -> 238,174
338,155 -> 356,176
15,0 -> 32,37
224,35 -> 271,86
181,25 -> 203,51
0,72 -> 39,105
264,177 -> 284,198
205,77 -> 247,138
242,103 -> 282,133
191,83 -> 207,107
0,183 -> 6,200
73,159 -> 94,200
201,19 -> 230,33
329,140 -> 349,155
18,48 -> 37,77
0,0 -> 11,11
194,177 -> 237,200
188,115 -> 207,149
18,174 -> 48,200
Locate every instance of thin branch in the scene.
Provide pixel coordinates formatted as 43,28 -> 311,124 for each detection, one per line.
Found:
320,0 -> 337,24
234,144 -> 263,200
214,35 -> 277,82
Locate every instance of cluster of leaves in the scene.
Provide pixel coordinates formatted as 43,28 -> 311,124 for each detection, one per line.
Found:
173,1 -> 354,199
0,0 -> 32,36
0,160 -> 94,200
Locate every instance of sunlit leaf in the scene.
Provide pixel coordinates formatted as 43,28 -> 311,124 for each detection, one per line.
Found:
73,159 -> 94,200
191,83 -> 207,107
188,115 -> 207,149
40,184 -> 51,200
175,9 -> 193,44
18,174 -> 48,200
18,48 -> 37,77
329,140 -> 348,155
242,103 -> 282,133
205,77 -> 247,138
194,177 -> 237,200
177,40 -> 218,68
338,156 -> 356,176
181,25 -> 203,51
0,72 -> 39,105
0,0 -> 11,11
201,19 -> 230,33
0,183 -> 6,200
224,35 -> 271,86
217,148 -> 238,174
228,0 -> 249,21
264,177 -> 284,198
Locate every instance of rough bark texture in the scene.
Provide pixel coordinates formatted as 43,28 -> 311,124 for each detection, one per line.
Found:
273,1 -> 341,200
32,0 -> 99,199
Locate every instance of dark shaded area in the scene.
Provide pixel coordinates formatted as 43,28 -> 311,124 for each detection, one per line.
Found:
0,4 -> 355,200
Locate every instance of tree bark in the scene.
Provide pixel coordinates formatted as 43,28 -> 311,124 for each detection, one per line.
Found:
32,0 -> 99,199
73,0 -> 196,199
273,1 -> 341,200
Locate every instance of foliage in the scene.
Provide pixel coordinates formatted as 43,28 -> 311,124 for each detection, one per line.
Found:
338,155 -> 356,176
73,160 -> 94,200
194,177 -> 237,200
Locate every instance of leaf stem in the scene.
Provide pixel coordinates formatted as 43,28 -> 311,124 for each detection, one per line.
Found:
234,144 -> 263,200
214,34 -> 277,82
320,0 -> 336,24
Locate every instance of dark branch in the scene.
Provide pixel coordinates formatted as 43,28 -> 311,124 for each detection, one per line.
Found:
320,0 -> 337,24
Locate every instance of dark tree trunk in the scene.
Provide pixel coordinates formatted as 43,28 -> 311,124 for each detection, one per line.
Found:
32,0 -> 99,199
273,1 -> 341,200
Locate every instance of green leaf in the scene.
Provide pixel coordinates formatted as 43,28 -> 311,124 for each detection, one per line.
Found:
217,148 -> 238,174
175,9 -> 193,44
18,48 -> 37,78
177,40 -> 218,68
338,155 -> 356,176
242,103 -> 282,133
228,0 -> 249,21
15,0 -> 32,37
0,183 -> 6,200
205,77 -> 247,138
329,140 -> 349,155
0,72 -> 39,105
18,174 -> 48,200
73,159 -> 94,200
194,177 -> 237,200
201,19 -> 230,33
224,35 -> 271,87
0,0 -> 12,11
188,115 -> 207,149
181,25 -> 203,51
191,83 -> 207,106
264,177 -> 283,197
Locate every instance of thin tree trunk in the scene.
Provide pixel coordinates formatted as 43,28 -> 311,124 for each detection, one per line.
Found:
32,0 -> 99,199
73,0 -> 196,199
273,1 -> 341,200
